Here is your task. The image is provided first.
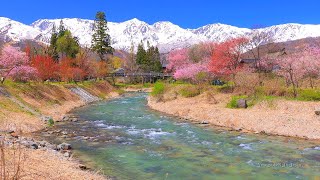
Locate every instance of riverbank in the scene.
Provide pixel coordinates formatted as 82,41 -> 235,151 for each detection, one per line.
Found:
148,92 -> 320,140
0,81 -> 116,179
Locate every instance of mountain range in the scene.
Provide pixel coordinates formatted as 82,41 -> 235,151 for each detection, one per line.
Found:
1,17 -> 320,53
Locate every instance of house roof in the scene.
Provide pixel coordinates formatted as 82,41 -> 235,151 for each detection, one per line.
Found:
240,59 -> 258,64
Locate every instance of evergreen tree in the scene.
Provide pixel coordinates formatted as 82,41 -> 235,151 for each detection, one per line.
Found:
152,47 -> 163,72
58,20 -> 66,37
56,30 -> 80,59
49,24 -> 59,61
136,42 -> 147,70
136,42 -> 163,72
91,11 -> 113,61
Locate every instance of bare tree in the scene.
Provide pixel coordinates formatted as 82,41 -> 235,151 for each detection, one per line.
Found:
248,25 -> 275,71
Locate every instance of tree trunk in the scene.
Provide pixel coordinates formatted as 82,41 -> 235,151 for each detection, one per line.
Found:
289,71 -> 297,98
0,77 -> 4,84
309,76 -> 314,89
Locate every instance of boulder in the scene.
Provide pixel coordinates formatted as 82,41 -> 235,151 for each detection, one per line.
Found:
79,164 -> 87,170
62,115 -> 70,121
63,151 -> 71,158
38,141 -> 48,147
315,109 -> 320,116
47,144 -> 58,151
237,99 -> 248,109
0,130 -> 14,135
41,116 -> 53,122
30,143 -> 38,150
200,121 -> 209,124
57,143 -> 72,150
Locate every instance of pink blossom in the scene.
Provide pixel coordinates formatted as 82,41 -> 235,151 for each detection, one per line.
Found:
174,63 -> 209,81
167,48 -> 191,71
0,46 -> 38,82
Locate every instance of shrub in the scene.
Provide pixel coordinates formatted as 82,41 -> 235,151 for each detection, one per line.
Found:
179,85 -> 200,98
215,83 -> 234,93
48,118 -> 54,127
297,89 -> 320,101
151,81 -> 165,97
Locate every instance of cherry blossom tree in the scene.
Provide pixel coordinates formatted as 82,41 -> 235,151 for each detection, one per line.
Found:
0,46 -> 38,83
167,48 -> 191,71
167,43 -> 214,82
263,47 -> 320,97
209,37 -> 249,82
32,55 -> 59,81
174,63 -> 208,81
300,47 -> 320,88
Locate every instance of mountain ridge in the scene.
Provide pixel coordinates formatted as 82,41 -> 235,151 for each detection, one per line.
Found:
1,17 -> 320,52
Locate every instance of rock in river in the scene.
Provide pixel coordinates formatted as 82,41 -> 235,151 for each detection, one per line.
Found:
57,143 -> 72,150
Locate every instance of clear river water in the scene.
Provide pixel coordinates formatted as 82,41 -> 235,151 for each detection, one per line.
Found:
42,93 -> 320,179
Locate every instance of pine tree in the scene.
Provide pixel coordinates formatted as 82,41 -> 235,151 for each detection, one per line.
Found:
91,11 -> 113,61
58,20 -> 66,37
152,47 -> 163,72
49,24 -> 59,61
136,42 -> 147,71
56,30 -> 80,59
136,42 -> 163,72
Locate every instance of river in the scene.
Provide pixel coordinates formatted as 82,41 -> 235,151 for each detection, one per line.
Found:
39,93 -> 320,179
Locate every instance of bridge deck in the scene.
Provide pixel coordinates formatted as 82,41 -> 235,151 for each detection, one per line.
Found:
107,72 -> 172,77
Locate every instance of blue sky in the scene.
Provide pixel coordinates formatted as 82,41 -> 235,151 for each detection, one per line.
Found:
1,0 -> 319,28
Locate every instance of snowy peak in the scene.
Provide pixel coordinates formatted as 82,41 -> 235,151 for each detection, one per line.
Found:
31,18 -> 95,45
1,17 -> 320,53
0,17 -> 42,41
260,23 -> 320,42
191,23 -> 251,42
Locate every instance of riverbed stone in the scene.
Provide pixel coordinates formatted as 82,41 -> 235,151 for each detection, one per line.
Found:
83,136 -> 89,140
0,130 -> 14,135
237,99 -> 248,109
63,151 -> 71,158
79,164 -> 87,170
200,121 -> 209,124
315,109 -> 320,115
71,118 -> 78,122
62,115 -> 70,121
57,143 -> 72,150
38,141 -> 48,147
41,116 -> 53,122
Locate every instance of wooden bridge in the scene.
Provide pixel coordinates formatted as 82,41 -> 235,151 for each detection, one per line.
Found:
107,72 -> 172,78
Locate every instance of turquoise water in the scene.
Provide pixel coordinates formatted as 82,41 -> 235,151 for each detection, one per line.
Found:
48,93 -> 320,179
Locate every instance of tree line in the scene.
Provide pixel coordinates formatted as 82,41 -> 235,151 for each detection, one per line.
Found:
167,33 -> 320,98
0,11 -> 164,84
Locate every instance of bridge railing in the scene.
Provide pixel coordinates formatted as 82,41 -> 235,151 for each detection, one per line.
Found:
107,72 -> 172,77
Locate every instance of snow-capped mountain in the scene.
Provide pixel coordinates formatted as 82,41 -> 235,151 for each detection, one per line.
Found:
1,16 -> 320,53
0,17 -> 43,42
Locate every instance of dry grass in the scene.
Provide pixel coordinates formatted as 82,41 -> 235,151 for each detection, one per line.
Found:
0,81 -> 114,179
0,96 -> 43,133
0,140 -> 106,180
148,92 -> 320,139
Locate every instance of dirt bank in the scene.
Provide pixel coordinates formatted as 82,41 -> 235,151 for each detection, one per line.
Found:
0,81 -> 115,179
148,93 -> 320,140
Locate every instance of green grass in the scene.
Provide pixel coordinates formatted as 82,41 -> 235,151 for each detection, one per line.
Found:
115,89 -> 126,95
151,82 -> 165,97
115,82 -> 153,89
227,95 -> 279,109
296,89 -> 320,101
48,118 -> 54,127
